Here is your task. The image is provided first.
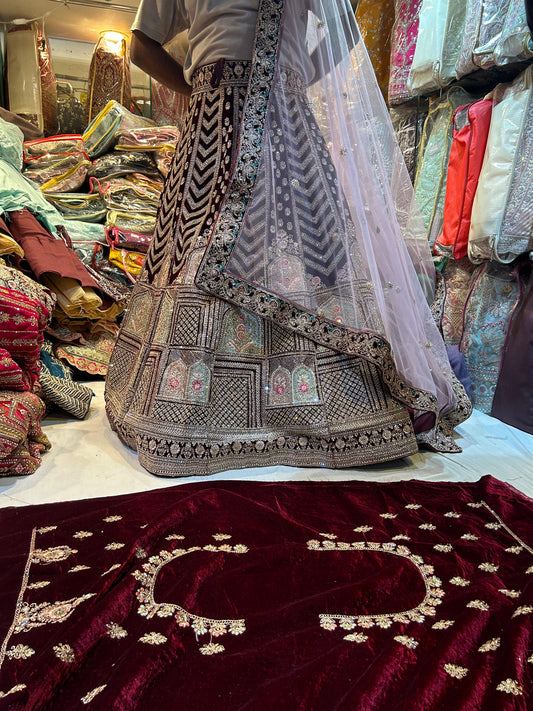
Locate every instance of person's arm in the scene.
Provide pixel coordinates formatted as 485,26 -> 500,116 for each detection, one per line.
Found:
131,29 -> 192,97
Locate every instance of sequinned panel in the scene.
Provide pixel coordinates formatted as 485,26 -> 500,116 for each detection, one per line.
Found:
318,356 -> 389,421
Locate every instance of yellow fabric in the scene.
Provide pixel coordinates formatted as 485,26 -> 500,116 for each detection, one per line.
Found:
355,0 -> 395,100
0,234 -> 24,258
109,248 -> 145,278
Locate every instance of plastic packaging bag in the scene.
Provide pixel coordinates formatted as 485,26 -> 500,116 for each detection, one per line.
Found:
24,153 -> 91,193
83,100 -> 154,158
114,125 -> 180,150
106,210 -> 157,235
23,134 -> 85,162
89,151 -> 159,181
45,192 -> 107,222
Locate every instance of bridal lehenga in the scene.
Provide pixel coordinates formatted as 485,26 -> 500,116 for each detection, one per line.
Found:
105,0 -> 471,477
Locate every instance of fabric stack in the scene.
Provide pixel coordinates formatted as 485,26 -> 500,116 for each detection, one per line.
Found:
385,0 -> 533,434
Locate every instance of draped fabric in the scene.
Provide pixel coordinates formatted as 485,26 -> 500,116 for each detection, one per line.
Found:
0,476 -> 531,709
354,0 -> 395,99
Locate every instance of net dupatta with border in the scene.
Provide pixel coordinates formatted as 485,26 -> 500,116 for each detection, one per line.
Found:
196,0 -> 465,436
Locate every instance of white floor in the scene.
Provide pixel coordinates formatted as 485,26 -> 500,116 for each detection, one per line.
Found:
0,380 -> 532,508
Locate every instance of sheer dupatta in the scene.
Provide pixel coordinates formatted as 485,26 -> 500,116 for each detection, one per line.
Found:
196,0 -> 465,436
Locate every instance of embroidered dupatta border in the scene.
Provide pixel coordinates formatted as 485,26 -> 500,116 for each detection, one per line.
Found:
194,0 -> 438,422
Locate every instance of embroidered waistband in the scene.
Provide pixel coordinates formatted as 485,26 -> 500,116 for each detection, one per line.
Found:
192,60 -> 252,93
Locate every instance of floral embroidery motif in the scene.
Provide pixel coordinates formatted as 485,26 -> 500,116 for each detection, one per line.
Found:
15,595 -> 95,632
73,531 -> 93,539
354,526 -> 373,533
133,541 -> 248,652
478,562 -> 499,573
444,663 -> 468,679
101,564 -> 121,576
187,362 -> 211,403
527,566 -> 533,574
485,523 -> 501,530
200,642 -> 225,655
103,515 -> 122,523
310,539 -> 443,633
213,534 -> 232,541
292,365 -> 319,404
81,685 -> 107,704
432,620 -> 454,630
27,581 -> 50,589
0,684 -> 26,699
478,638 -> 500,653
392,534 -> 410,541
499,589 -> 521,599
461,534 -> 479,541
433,544 -> 453,553
135,547 -> 147,559
270,366 -> 291,406
139,632 -> 167,645
443,512 -> 461,518
37,526 -> 57,534
528,654 -> 533,664
512,605 -> 532,618
105,543 -> 125,551
6,644 -> 34,660
394,636 -> 418,649
320,533 -> 337,540
467,502 -> 483,508
405,504 -> 421,510
466,600 -> 489,611
505,546 -> 523,554
418,524 -> 436,531
380,513 -> 397,519
450,577 -> 470,587
107,622 -> 128,639
33,546 -> 77,564
166,534 -> 185,541
53,643 -> 75,663
343,632 -> 368,643
69,565 -> 91,573
496,679 -> 523,696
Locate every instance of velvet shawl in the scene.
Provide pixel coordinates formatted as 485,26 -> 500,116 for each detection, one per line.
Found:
0,476 -> 531,709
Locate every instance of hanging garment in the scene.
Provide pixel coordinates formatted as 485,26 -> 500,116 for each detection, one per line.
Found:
388,0 -> 423,105
150,31 -> 190,131
355,0 -> 395,99
459,261 -> 523,414
86,31 -> 131,124
469,67 -> 533,264
439,257 -> 477,345
414,87 -> 473,247
473,0 -> 512,69
6,24 -> 43,131
408,0 -> 457,94
455,0 -> 484,79
36,25 -> 58,136
491,264 -> 533,434
493,0 -> 533,65
390,103 -> 428,183
434,98 -> 493,261
105,0 -> 470,478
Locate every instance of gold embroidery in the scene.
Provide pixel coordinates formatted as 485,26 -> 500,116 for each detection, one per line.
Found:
15,595 -> 96,632
73,531 -> 93,539
0,684 -> 26,699
27,581 -> 50,589
449,577 -> 470,587
101,564 -> 121,576
433,544 -> 453,553
343,632 -> 368,643
135,547 -> 147,559
461,534 -> 478,541
496,679 -> 523,696
528,654 -> 533,663
212,534 -> 232,541
527,566 -> 533,574
200,642 -> 225,655
37,526 -> 57,534
354,526 -> 373,533
466,600 -> 489,611
444,512 -> 461,518
68,565 -> 91,573
394,635 -> 418,649
165,534 -> 185,540
512,605 -> 532,618
81,685 -> 107,704
444,663 -> 468,679
103,515 -> 122,522
405,504 -> 422,510
418,524 -> 436,531
432,620 -> 454,630
107,622 -> 128,639
392,534 -> 410,541
478,563 -> 499,573
105,543 -> 125,551
478,638 -> 500,653
479,502 -> 533,555
319,533 -> 338,539
33,546 -> 77,564
6,644 -> 34,660
485,523 -> 501,530
139,632 -> 167,645
312,539 -> 443,633
505,546 -> 523,554
53,643 -> 75,663
467,503 -> 483,508
499,589 -> 521,599
380,513 -> 397,519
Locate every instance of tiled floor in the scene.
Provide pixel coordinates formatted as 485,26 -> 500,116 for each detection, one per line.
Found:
0,380 -> 532,508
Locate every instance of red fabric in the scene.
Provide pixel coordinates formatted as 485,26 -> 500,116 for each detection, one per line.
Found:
0,390 -> 49,475
435,99 -> 493,260
6,208 -> 101,290
0,476 -> 531,709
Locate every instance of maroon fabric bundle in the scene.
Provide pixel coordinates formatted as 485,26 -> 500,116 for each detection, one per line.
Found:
0,476 -> 531,709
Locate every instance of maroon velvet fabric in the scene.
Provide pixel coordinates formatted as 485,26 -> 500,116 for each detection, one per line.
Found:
0,477 -> 531,709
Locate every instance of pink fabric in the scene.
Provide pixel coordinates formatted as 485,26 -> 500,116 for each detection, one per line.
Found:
389,0 -> 423,105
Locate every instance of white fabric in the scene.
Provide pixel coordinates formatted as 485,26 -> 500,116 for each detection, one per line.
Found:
408,0 -> 450,94
1,381 -> 532,507
131,0 -> 258,83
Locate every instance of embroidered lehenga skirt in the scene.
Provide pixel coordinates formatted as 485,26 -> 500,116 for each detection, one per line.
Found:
105,61 -> 419,477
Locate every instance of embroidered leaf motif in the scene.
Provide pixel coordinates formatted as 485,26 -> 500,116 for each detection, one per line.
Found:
27,581 -> 50,589
505,546 -> 523,554
344,632 -> 368,643
139,632 -> 167,645
485,523 -> 501,530
37,526 -> 57,534
405,504 -> 421,510
461,533 -> 479,541
0,685 -> 26,699
450,577 -> 470,587
165,534 -> 185,540
526,566 -> 533,574
498,589 -> 521,599
73,531 -> 93,539
478,638 -> 500,653
33,546 -> 77,564
432,620 -> 454,630
105,543 -> 125,551
135,547 -> 147,559
212,534 -> 232,541
392,534 -> 410,541
394,636 -> 418,649
444,512 -> 461,518
200,642 -> 225,655
68,565 -> 91,573
320,617 -> 337,631
496,679 -> 523,696
512,605 -> 532,618
319,533 -> 337,539
15,594 -> 96,632
81,685 -> 107,704
478,562 -> 499,573
353,526 -> 373,533
433,544 -> 453,553
467,502 -> 483,508
106,622 -> 128,639
103,515 -> 122,523
380,513 -> 397,519
53,643 -> 75,663
419,524 -> 436,531
466,600 -> 489,611
6,644 -> 34,660
101,564 -> 121,576
444,664 -> 468,679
